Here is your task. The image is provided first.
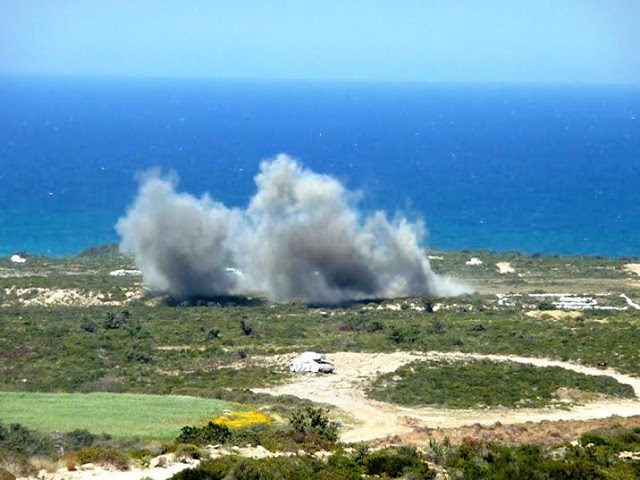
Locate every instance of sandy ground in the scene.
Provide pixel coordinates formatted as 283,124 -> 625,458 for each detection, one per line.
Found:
524,310 -> 586,321
1,287 -> 143,307
20,445 -> 307,480
624,263 -> 640,277
27,460 -> 196,480
495,262 -> 515,274
254,351 -> 640,443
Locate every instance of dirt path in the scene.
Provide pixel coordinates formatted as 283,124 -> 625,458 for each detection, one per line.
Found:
254,351 -> 640,443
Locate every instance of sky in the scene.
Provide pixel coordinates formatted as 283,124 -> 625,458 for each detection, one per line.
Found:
1,0 -> 639,83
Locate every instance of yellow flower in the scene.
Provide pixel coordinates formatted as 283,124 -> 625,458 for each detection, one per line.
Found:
212,409 -> 272,427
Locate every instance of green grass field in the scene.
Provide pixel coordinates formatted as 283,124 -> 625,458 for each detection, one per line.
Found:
0,392 -> 238,439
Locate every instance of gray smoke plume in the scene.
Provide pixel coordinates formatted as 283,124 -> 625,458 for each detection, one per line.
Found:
116,155 -> 471,303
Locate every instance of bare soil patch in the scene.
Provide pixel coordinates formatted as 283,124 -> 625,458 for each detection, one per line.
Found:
495,262 -> 515,274
525,310 -> 585,321
624,263 -> 640,277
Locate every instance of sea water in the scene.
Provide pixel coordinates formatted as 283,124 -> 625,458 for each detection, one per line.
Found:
0,76 -> 638,257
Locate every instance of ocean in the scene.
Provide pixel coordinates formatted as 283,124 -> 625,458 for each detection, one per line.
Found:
0,76 -> 638,257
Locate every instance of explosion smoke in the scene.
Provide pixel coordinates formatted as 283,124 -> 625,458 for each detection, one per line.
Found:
116,155 -> 471,303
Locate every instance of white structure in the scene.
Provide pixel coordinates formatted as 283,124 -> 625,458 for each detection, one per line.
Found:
109,269 -> 141,276
465,257 -> 483,266
10,254 -> 26,264
288,352 -> 335,373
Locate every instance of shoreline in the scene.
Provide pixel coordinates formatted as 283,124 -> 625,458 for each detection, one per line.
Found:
2,243 -> 638,262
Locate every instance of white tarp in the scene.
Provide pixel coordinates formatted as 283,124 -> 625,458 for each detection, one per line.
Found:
288,351 -> 335,373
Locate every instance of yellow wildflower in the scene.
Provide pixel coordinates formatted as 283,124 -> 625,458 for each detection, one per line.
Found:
212,409 -> 272,427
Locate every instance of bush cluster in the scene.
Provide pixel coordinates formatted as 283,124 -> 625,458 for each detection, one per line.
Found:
445,435 -> 640,479
177,422 -> 231,445
76,446 -> 129,470
368,359 -> 635,409
289,407 -> 338,443
170,447 -> 434,480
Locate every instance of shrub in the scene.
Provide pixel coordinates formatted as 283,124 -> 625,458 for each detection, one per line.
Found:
339,316 -> 368,332
79,318 -> 98,333
170,456 -> 362,480
387,325 -> 405,344
127,448 -> 153,466
239,320 -> 252,336
61,429 -> 97,450
538,300 -> 555,311
102,312 -> 122,329
365,320 -> 384,333
76,446 -> 129,470
427,317 -> 445,334
362,447 -> 433,479
125,344 -> 153,363
1,423 -> 54,457
177,422 -> 231,445
580,432 -> 609,447
206,328 -> 220,340
174,443 -> 202,460
289,407 -> 338,442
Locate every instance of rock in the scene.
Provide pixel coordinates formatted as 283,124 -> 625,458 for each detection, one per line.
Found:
149,457 -> 165,468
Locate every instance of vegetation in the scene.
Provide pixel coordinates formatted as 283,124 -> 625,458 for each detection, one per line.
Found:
176,407 -> 338,452
442,429 -> 640,479
367,359 -> 635,409
0,392 -> 238,439
170,446 -> 435,480
289,407 -> 339,442
75,446 -> 130,470
1,248 -> 639,478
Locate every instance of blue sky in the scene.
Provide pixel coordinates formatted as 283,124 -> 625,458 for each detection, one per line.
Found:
1,0 -> 639,83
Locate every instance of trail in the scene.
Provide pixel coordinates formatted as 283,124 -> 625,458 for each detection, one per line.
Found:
254,351 -> 640,443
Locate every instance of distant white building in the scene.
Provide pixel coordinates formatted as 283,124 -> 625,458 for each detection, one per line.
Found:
465,257 -> 483,266
10,254 -> 27,264
109,269 -> 141,276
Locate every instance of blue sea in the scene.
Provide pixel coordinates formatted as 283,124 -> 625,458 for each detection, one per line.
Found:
0,76 -> 638,257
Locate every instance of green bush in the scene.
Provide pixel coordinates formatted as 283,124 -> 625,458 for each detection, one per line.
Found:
368,359 -> 635,409
174,443 -> 202,460
170,456 -> 363,480
289,407 -> 338,442
177,422 -> 231,445
61,429 -> 98,450
76,446 -> 129,470
0,423 -> 54,457
362,447 -> 434,479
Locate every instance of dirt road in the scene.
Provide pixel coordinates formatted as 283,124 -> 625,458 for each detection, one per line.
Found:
254,351 -> 640,443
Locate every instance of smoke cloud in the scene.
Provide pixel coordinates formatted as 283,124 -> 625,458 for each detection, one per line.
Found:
116,155 -> 471,303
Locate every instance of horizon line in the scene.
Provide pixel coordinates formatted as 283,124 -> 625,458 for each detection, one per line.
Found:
1,72 -> 639,88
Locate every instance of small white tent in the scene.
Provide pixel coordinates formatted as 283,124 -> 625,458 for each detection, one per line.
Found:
288,352 -> 335,373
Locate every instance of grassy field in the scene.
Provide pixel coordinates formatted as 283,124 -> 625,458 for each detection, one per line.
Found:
0,392 -> 238,439
367,360 -> 636,409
